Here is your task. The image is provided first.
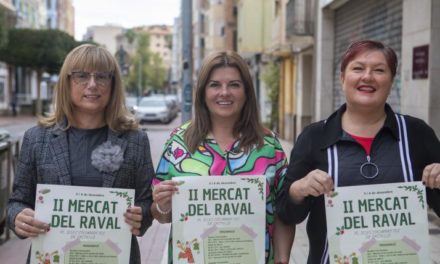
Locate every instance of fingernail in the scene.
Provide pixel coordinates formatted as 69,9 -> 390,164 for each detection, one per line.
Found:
422,181 -> 426,185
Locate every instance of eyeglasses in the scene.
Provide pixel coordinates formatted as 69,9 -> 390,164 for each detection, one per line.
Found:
69,71 -> 113,86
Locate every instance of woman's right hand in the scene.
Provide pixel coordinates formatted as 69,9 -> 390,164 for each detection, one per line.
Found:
153,180 -> 179,214
14,208 -> 50,238
289,169 -> 334,203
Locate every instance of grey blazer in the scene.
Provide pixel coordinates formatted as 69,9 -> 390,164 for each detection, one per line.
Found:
7,124 -> 154,264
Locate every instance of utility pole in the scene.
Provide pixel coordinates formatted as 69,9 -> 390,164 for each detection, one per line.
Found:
181,0 -> 193,123
137,58 -> 142,104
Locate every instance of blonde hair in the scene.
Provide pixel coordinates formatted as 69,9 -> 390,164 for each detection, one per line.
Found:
184,50 -> 264,152
39,44 -> 137,131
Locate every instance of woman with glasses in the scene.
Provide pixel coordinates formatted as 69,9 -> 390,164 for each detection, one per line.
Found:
276,39 -> 440,263
151,50 -> 295,264
7,44 -> 154,264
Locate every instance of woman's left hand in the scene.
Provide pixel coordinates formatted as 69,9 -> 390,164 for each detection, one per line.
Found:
124,206 -> 143,236
422,163 -> 440,189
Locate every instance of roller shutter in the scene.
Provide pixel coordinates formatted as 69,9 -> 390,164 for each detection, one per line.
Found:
333,0 -> 402,111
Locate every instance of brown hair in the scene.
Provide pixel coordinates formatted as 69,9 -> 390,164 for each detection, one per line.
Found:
340,39 -> 398,79
39,44 -> 137,131
184,50 -> 264,152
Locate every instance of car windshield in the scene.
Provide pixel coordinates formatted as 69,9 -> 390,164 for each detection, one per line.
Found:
126,97 -> 137,107
139,99 -> 167,107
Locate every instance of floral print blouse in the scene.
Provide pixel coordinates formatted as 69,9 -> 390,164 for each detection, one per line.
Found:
154,122 -> 288,263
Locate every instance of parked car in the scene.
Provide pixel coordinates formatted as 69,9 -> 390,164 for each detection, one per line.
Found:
164,94 -> 181,112
134,97 -> 177,124
125,96 -> 138,114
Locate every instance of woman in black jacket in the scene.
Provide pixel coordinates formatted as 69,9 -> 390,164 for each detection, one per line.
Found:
276,39 -> 440,264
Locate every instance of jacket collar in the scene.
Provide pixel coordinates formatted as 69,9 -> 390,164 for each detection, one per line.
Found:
49,120 -> 71,185
320,103 -> 400,149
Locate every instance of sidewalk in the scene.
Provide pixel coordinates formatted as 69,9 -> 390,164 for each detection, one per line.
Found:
0,114 -> 37,126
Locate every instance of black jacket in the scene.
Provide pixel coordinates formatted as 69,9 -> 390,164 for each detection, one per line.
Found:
276,104 -> 440,264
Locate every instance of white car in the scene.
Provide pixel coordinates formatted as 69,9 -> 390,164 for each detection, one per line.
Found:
125,96 -> 138,114
134,97 -> 177,124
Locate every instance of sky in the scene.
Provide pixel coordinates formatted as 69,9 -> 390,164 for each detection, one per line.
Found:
72,0 -> 181,40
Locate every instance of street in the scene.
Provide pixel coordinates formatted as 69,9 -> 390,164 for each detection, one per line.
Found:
1,114 -> 440,263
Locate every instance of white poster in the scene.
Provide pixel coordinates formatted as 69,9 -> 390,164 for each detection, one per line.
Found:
31,184 -> 134,264
172,176 -> 266,264
325,182 -> 430,264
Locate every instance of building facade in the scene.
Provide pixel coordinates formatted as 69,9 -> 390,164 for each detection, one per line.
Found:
84,24 -> 125,55
137,25 -> 173,70
0,0 -> 16,114
236,0 -> 273,124
268,0 -> 315,141
314,0 -> 440,135
56,0 -> 74,36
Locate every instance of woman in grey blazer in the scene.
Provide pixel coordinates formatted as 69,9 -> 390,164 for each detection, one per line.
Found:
7,44 -> 154,264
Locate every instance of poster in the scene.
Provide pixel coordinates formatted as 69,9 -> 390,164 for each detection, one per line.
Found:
31,184 -> 134,264
325,182 -> 430,264
172,176 -> 266,264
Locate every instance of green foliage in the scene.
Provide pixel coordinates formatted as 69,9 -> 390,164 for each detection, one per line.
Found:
0,28 -> 76,74
125,32 -> 167,94
164,34 -> 172,49
75,39 -> 97,46
125,29 -> 136,44
261,61 -> 280,131
0,8 -> 8,48
0,28 -> 78,115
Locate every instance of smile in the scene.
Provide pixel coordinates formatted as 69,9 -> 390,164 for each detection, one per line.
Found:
216,101 -> 233,105
357,85 -> 376,93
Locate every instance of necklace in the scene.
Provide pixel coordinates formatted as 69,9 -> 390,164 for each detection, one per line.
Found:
360,155 -> 379,179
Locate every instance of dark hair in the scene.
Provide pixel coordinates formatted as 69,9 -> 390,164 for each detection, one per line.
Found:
184,50 -> 264,152
340,40 -> 398,78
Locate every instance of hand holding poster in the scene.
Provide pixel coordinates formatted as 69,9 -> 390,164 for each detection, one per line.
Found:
31,184 -> 134,264
325,182 -> 429,264
172,176 -> 266,264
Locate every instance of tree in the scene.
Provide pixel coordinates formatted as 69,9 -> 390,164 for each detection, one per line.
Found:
125,29 -> 136,44
261,61 -> 280,131
0,29 -> 77,115
0,8 -> 8,49
125,31 -> 167,95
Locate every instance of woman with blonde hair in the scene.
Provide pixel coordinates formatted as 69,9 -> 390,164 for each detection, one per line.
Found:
8,44 -> 154,264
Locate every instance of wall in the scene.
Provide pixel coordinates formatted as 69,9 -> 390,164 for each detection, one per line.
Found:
401,0 -> 440,134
